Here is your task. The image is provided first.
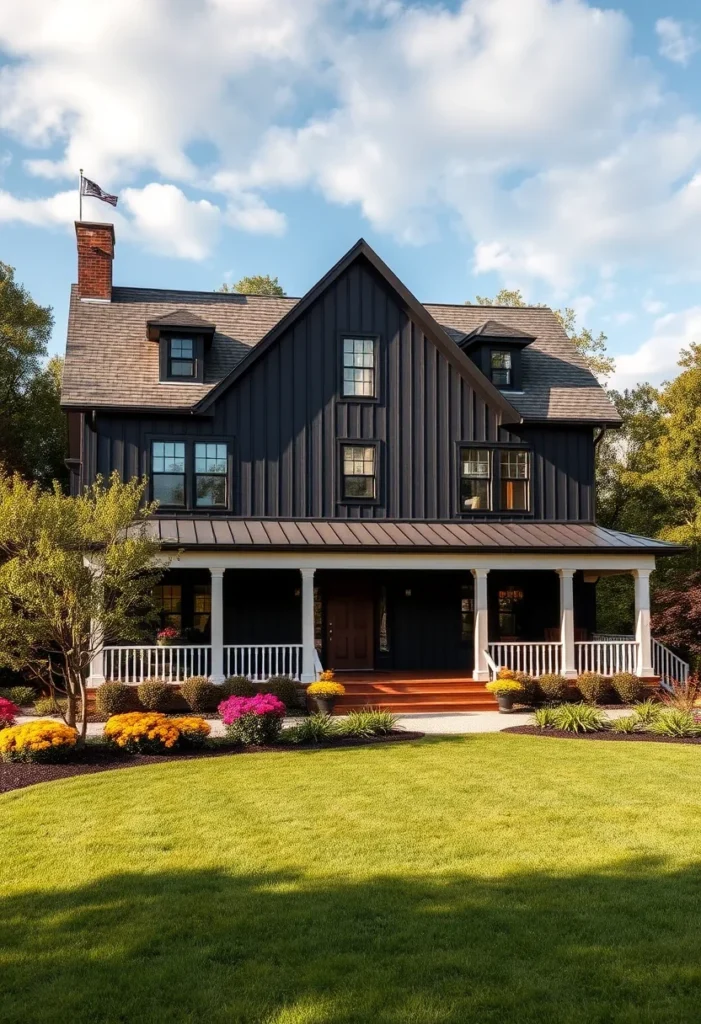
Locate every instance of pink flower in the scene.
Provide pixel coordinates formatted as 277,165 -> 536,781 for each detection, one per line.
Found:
218,693 -> 286,726
157,626 -> 180,640
0,697 -> 20,727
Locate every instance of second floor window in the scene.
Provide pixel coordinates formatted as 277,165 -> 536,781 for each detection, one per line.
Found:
490,350 -> 512,387
152,442 -> 186,506
461,449 -> 490,511
500,450 -> 529,510
169,337 -> 195,377
342,337 -> 375,397
342,444 -> 376,498
195,443 -> 228,507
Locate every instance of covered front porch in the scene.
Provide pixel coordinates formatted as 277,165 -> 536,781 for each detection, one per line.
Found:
93,545 -> 685,691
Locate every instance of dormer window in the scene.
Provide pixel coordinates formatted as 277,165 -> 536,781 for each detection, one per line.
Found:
168,337 -> 195,378
490,350 -> 512,388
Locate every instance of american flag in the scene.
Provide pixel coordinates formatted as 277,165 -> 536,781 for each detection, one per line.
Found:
80,175 -> 118,207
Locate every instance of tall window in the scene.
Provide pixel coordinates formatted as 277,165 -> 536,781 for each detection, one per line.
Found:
153,584 -> 182,632
193,584 -> 211,634
342,444 -> 376,498
500,450 -> 529,510
195,443 -> 228,507
460,586 -> 474,643
168,337 -> 195,377
342,337 -> 375,397
152,442 -> 186,506
490,350 -> 512,387
499,587 -> 524,637
460,449 -> 490,511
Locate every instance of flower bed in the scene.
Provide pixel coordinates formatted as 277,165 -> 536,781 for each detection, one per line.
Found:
218,693 -> 286,745
0,720 -> 78,762
503,699 -> 701,743
104,712 -> 211,754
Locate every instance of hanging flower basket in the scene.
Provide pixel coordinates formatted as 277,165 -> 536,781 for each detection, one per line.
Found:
156,627 -> 180,648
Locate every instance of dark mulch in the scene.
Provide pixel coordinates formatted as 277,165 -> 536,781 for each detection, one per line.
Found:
0,730 -> 424,795
503,725 -> 701,745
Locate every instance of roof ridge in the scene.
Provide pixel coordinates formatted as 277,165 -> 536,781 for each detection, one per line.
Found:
110,285 -> 301,301
424,301 -> 555,311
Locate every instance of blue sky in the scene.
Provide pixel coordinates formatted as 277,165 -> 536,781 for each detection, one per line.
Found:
2,0 -> 701,390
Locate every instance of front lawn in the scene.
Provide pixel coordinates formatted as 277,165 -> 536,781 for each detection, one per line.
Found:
2,734 -> 701,1023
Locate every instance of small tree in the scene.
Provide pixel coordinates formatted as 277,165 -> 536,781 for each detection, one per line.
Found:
218,275 -> 285,296
651,572 -> 701,671
0,470 -> 166,739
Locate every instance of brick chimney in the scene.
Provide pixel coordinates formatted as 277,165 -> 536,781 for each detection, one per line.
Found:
75,221 -> 115,300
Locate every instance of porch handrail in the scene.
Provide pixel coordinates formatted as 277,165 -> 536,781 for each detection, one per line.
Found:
484,650 -> 499,682
575,640 -> 637,676
224,644 -> 303,682
103,645 -> 212,684
488,642 -> 562,677
652,638 -> 689,691
312,648 -> 323,680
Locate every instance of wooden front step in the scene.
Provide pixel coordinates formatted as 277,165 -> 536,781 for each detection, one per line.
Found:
331,673 -> 498,713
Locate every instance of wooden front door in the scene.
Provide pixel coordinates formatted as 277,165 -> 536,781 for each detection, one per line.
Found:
327,592 -> 374,670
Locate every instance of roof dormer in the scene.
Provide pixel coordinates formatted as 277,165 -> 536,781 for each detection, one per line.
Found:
147,309 -> 216,385
458,319 -> 536,392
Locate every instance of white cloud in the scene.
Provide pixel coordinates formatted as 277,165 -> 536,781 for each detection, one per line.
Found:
224,193 -> 287,236
610,311 -> 635,325
610,307 -> 701,391
643,296 -> 666,315
656,17 -> 699,67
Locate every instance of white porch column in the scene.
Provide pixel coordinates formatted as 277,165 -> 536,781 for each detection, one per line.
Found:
634,568 -> 654,677
557,569 -> 577,679
472,568 -> 490,681
210,568 -> 225,683
88,620 -> 105,686
300,567 -> 317,683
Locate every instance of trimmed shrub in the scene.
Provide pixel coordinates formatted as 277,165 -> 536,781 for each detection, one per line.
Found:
610,715 -> 641,734
33,696 -> 68,717
611,672 -> 646,704
8,686 -> 36,707
0,720 -> 78,762
538,673 -> 568,704
220,675 -> 256,699
338,708 -> 398,737
512,673 -> 538,706
533,707 -> 557,729
170,716 -> 211,747
632,698 -> 663,726
137,679 -> 171,711
650,709 -> 701,738
576,672 -> 607,705
95,682 -> 131,719
552,702 -> 606,733
219,693 -> 286,745
0,697 -> 20,729
262,675 -> 300,710
104,712 -> 180,754
180,676 -> 217,713
284,713 -> 339,744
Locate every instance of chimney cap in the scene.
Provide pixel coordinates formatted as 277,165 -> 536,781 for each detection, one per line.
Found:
75,221 -> 116,242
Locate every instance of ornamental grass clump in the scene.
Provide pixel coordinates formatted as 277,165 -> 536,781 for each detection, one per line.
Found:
95,682 -> 131,719
284,713 -> 339,744
576,672 -> 607,705
632,698 -> 663,726
33,696 -> 68,717
0,720 -> 78,762
338,708 -> 397,737
650,709 -> 701,738
137,679 -> 171,711
0,697 -> 20,729
104,712 -> 181,754
180,677 -> 217,713
7,686 -> 36,707
611,672 -> 646,704
218,693 -> 286,745
537,674 -> 568,704
551,702 -> 606,733
533,707 -> 557,729
610,715 -> 642,734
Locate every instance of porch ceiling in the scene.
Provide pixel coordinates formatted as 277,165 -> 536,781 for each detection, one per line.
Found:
139,518 -> 684,556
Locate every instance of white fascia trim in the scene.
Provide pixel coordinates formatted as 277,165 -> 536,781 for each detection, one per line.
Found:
79,297 -> 112,304
162,550 -> 657,573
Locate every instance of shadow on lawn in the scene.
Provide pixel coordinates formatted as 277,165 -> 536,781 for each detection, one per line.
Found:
2,857 -> 701,1023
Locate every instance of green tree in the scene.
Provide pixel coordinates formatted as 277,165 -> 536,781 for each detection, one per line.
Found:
471,288 -> 615,378
0,262 -> 67,486
0,471 -> 165,738
218,274 -> 285,296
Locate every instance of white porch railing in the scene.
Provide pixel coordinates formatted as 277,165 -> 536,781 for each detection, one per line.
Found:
576,640 -> 638,675
103,645 -> 212,684
488,642 -> 562,677
224,644 -> 303,682
652,638 -> 689,690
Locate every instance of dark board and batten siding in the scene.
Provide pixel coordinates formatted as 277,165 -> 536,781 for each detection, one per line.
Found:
84,258 -> 595,522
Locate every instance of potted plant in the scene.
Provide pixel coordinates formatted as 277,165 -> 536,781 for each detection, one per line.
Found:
156,626 -> 180,648
485,678 -> 524,712
306,674 -> 346,715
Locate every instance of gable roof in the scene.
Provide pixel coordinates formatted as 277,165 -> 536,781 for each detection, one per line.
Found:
461,319 -> 536,342
194,239 -> 519,420
147,308 -> 216,331
60,248 -> 621,425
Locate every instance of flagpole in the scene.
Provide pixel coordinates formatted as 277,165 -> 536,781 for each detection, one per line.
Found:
79,168 -> 83,222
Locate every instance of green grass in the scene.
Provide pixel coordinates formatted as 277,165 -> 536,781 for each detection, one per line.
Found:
3,734 -> 701,1023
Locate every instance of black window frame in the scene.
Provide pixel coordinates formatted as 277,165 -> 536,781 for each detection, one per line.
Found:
490,349 -> 513,388
194,441 -> 229,509
148,437 -> 233,512
338,333 -> 380,402
459,447 -> 492,513
151,440 -> 187,509
499,449 -> 530,512
456,443 -> 533,518
159,333 -> 205,384
339,440 -> 380,503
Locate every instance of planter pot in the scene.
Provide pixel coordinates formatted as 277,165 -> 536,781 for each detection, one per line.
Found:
497,693 -> 515,713
315,696 -> 337,716
156,639 -> 174,648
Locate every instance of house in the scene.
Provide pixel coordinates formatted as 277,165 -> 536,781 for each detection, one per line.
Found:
61,221 -> 685,711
